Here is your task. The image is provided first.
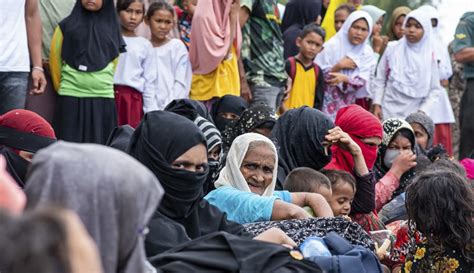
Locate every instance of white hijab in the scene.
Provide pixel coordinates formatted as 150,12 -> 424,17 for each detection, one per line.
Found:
385,9 -> 435,98
214,133 -> 278,197
315,10 -> 375,81
418,5 -> 453,81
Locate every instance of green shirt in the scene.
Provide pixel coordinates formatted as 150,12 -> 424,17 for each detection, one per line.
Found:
59,63 -> 115,98
452,12 -> 474,80
241,0 -> 287,87
40,0 -> 75,60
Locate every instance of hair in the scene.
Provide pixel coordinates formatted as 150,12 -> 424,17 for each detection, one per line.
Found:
0,208 -> 71,273
424,158 -> 467,178
335,3 -> 356,14
299,23 -> 326,40
321,169 -> 356,192
147,1 -> 175,19
284,167 -> 331,193
116,0 -> 145,13
405,169 -> 473,261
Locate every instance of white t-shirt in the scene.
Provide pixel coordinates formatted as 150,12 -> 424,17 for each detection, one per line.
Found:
0,0 -> 30,72
114,36 -> 158,112
153,39 -> 192,110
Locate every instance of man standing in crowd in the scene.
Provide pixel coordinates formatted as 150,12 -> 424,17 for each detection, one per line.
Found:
0,0 -> 46,115
239,0 -> 287,110
453,12 -> 474,159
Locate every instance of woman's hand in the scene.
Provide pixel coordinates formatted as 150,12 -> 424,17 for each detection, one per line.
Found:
325,127 -> 361,156
390,150 -> 417,178
339,56 -> 357,70
327,72 -> 349,86
371,104 -> 383,121
253,227 -> 297,248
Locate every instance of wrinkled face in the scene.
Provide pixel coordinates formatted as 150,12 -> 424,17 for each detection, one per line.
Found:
410,123 -> 429,150
297,32 -> 324,60
348,18 -> 370,45
81,0 -> 103,11
240,144 -> 276,195
328,182 -> 354,216
334,9 -> 350,32
171,143 -> 208,173
119,1 -> 145,32
393,15 -> 406,40
147,9 -> 174,41
404,18 -> 424,44
373,15 -> 384,36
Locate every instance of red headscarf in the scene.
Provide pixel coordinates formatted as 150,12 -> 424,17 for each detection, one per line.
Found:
325,105 -> 382,175
0,110 -> 56,139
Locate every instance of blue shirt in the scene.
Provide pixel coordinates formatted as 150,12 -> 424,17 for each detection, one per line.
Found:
204,186 -> 292,224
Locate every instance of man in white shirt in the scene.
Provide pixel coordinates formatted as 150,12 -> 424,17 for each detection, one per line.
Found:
0,0 -> 46,114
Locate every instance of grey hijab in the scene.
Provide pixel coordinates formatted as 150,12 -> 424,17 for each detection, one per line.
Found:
24,142 -> 164,273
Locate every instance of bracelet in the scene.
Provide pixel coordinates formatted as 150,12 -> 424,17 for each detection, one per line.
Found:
32,66 -> 44,72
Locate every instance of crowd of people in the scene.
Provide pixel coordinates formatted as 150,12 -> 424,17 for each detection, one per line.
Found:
0,0 -> 473,272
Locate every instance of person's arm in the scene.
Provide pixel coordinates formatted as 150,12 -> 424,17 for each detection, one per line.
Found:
371,49 -> 389,120
290,192 -> 334,217
172,43 -> 192,99
25,0 -> 46,95
314,65 -> 325,110
271,199 -> 311,220
49,27 -> 63,92
228,0 -> 240,55
351,171 -> 376,213
253,227 -> 297,247
142,43 -> 158,112
238,4 -> 252,102
454,48 -> 474,63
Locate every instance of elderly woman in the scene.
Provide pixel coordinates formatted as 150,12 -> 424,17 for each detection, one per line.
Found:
205,133 -> 333,224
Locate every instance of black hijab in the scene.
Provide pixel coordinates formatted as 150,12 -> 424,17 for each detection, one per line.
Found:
165,99 -> 213,123
281,0 -> 322,33
271,107 -> 334,188
106,125 -> 135,152
211,95 -> 249,132
59,0 -> 126,72
127,111 -> 246,256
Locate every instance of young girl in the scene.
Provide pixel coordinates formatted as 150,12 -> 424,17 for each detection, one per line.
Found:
146,2 -> 192,110
50,0 -> 126,144
387,6 -> 411,41
315,11 -> 376,121
400,169 -> 473,273
321,169 -> 356,216
114,0 -> 157,128
372,9 -> 441,122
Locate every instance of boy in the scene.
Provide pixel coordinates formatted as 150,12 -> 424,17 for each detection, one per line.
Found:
321,169 -> 356,216
282,23 -> 325,112
283,167 -> 332,201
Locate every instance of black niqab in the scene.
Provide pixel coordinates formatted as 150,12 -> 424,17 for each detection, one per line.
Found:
211,95 -> 249,132
59,0 -> 126,72
271,107 -> 334,187
127,111 -> 247,256
165,99 -> 213,122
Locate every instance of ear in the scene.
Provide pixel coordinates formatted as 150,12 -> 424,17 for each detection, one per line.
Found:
296,37 -> 303,48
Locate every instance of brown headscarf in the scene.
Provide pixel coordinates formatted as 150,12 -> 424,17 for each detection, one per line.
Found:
387,6 -> 411,41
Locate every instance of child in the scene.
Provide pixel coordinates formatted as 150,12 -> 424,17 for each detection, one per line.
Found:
282,23 -> 325,112
372,9 -> 440,122
400,169 -> 473,273
315,10 -> 375,121
334,4 -> 356,33
50,0 -> 126,144
146,2 -> 192,110
178,0 -> 197,50
283,167 -> 332,201
321,169 -> 356,216
114,0 -> 157,128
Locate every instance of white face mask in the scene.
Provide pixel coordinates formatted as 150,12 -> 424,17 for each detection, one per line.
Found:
383,149 -> 400,168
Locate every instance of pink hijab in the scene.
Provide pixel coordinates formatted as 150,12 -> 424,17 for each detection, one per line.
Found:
460,158 -> 474,180
189,0 -> 242,74
0,156 -> 26,215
